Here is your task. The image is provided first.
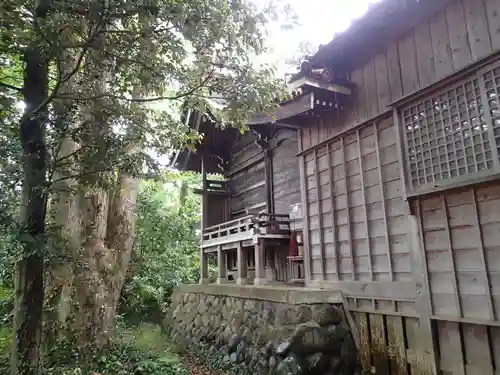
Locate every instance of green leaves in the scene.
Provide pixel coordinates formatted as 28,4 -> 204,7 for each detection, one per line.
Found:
119,172 -> 201,322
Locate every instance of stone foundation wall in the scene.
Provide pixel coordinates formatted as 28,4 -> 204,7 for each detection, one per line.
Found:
164,285 -> 359,375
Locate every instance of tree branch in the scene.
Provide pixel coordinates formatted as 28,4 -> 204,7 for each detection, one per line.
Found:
22,4 -> 107,121
0,82 -> 24,93
57,69 -> 216,103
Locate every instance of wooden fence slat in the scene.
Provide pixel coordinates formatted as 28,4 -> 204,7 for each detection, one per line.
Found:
326,142 -> 340,281
370,314 -> 390,375
405,317 -> 426,375
342,296 -> 370,372
386,316 -> 409,375
462,324 -> 494,375
438,321 -> 466,375
356,312 -> 373,371
357,129 -> 373,281
374,121 -> 393,281
314,149 -> 325,280
341,136 -> 355,281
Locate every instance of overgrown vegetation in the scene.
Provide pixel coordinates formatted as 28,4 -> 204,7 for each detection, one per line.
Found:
0,0 -> 302,372
0,173 -> 203,374
119,174 -> 205,323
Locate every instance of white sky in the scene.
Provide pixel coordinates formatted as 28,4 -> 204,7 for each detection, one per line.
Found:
261,0 -> 381,73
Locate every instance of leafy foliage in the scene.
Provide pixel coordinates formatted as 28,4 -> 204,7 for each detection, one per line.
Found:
119,173 -> 203,323
0,323 -> 190,375
0,0 -> 298,371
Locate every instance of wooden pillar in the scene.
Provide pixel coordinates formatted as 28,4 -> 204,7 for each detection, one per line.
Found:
254,239 -> 266,285
264,148 -> 274,213
199,155 -> 209,284
236,242 -> 247,285
216,245 -> 227,284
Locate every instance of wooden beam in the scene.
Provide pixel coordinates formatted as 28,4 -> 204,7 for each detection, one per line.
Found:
247,92 -> 314,126
199,156 -> 209,284
299,154 -> 312,283
264,149 -> 274,213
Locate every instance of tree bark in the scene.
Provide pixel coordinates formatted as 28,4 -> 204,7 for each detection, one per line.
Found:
12,47 -> 49,375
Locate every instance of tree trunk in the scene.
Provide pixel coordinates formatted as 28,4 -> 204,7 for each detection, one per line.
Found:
12,47 -> 49,375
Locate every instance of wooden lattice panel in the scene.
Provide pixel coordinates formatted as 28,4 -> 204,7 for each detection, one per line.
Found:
402,75 -> 496,193
483,65 -> 500,161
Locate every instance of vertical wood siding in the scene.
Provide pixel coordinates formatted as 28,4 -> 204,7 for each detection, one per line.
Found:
347,309 -> 500,375
296,0 -> 500,373
304,115 -> 409,282
206,195 -> 228,227
272,129 -> 302,217
228,133 -> 266,217
301,0 -> 500,152
412,183 -> 500,322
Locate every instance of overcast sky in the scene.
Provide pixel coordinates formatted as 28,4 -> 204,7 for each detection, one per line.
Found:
261,0 -> 381,73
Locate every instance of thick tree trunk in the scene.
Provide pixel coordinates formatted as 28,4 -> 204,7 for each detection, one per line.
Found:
12,48 -> 49,375
61,173 -> 138,346
104,173 -> 139,326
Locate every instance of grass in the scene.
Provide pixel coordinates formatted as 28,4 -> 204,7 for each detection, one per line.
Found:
0,321 -> 188,375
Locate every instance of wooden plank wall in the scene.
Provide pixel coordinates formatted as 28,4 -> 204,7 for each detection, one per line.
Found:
348,308 -> 500,375
228,132 -> 267,217
272,128 -> 302,217
301,0 -> 500,152
304,115 -> 410,282
411,183 -> 500,323
206,194 -> 228,227
297,0 -> 500,372
271,246 -> 289,282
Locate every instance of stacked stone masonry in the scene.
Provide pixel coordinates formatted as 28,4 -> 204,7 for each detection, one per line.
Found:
165,288 -> 359,375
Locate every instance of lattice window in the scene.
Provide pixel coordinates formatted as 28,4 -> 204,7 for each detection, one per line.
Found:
483,67 -> 500,159
402,68 -> 500,194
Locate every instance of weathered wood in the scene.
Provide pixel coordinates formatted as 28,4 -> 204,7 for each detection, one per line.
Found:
414,20 -> 436,87
363,58 -> 379,119
236,242 -> 247,284
430,9 -> 454,79
299,154 -> 312,282
370,314 -> 390,375
398,30 -> 420,94
374,121 -> 393,280
272,129 -> 301,217
471,188 -> 495,320
408,211 -> 438,375
216,245 -> 226,283
386,42 -> 403,101
350,68 -> 367,125
355,312 -> 372,371
264,149 -> 274,213
463,0 -> 492,61
386,316 -> 409,375
356,129 -> 373,281
326,142 -> 339,281
340,137 -> 355,281
313,149 -> 325,280
485,0 -> 500,51
342,296 -> 371,372
446,1 -> 473,70
462,324 -> 494,375
437,321 -> 466,375
441,194 -> 462,317
200,156 -> 209,283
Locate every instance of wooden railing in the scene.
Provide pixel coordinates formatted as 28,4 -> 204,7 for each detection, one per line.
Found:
202,213 -> 290,242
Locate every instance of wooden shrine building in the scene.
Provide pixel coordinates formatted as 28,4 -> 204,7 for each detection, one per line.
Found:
173,0 -> 500,373
172,74 -> 351,285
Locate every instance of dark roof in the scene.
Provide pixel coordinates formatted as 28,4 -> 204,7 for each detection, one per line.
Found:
170,108 -> 238,174
310,0 -> 453,69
